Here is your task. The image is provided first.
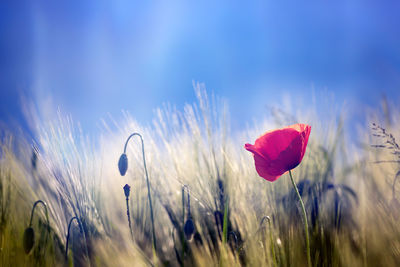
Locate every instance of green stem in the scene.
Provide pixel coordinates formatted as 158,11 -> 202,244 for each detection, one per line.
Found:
182,185 -> 186,266
65,216 -> 90,266
222,198 -> 228,244
289,170 -> 311,267
124,133 -> 157,254
28,200 -> 51,258
141,139 -> 157,255
29,200 -> 49,230
219,199 -> 229,267
126,197 -> 134,241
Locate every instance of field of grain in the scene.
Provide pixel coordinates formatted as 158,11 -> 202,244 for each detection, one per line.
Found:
1,86 -> 399,266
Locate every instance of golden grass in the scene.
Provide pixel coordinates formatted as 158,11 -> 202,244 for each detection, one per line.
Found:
0,85 -> 399,266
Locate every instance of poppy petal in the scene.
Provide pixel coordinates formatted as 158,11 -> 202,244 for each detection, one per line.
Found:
245,123 -> 311,182
254,128 -> 300,160
252,153 -> 283,181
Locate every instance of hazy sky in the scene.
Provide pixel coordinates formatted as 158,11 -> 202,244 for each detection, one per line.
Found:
1,1 -> 400,135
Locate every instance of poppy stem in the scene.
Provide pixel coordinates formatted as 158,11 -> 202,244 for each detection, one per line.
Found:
123,184 -> 134,241
65,216 -> 90,266
126,197 -> 134,242
29,200 -> 49,231
288,170 -> 311,267
222,197 -> 229,244
124,133 -> 157,254
181,185 -> 187,265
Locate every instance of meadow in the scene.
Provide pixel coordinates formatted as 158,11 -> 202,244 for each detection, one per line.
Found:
0,85 -> 399,266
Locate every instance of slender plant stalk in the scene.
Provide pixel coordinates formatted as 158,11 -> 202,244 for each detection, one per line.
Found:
218,198 -> 229,267
267,219 -> 277,267
27,200 -> 50,256
261,216 -> 277,267
65,216 -> 90,267
29,200 -> 49,231
124,133 -> 157,253
126,197 -> 134,241
181,185 -> 187,266
123,184 -> 133,241
289,170 -> 311,267
222,198 -> 228,244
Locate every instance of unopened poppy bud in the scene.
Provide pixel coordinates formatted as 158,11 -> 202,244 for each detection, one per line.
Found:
123,184 -> 131,198
184,218 -> 195,241
23,227 -> 35,254
118,153 -> 128,176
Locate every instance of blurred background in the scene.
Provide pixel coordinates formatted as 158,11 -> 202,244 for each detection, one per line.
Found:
1,0 -> 400,136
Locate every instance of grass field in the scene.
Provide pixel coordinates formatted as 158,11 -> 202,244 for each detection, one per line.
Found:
1,85 -> 400,266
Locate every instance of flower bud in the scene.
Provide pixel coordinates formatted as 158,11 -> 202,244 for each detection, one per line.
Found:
118,153 -> 128,176
184,218 -> 195,241
23,227 -> 35,254
123,184 -> 131,198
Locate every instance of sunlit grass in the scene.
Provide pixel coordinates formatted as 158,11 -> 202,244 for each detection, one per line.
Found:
1,84 -> 400,266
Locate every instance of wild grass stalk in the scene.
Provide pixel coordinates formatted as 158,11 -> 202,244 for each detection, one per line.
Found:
222,198 -> 229,244
181,185 -> 186,265
0,87 -> 399,266
288,170 -> 311,267
65,216 -> 90,266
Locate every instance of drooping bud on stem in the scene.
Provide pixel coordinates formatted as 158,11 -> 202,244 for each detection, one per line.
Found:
184,218 -> 195,241
183,187 -> 195,241
118,132 -> 157,252
118,153 -> 128,176
23,227 -> 35,254
65,216 -> 90,266
23,200 -> 50,254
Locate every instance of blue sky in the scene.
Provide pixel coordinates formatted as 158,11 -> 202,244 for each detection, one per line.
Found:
1,1 -> 400,135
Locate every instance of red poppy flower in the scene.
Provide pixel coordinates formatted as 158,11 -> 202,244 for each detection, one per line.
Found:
245,123 -> 311,182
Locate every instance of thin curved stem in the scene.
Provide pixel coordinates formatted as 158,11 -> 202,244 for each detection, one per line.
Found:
123,133 -> 141,154
27,200 -> 50,257
289,170 -> 311,267
123,133 -> 157,252
65,216 -> 90,266
259,215 -> 270,228
187,188 -> 191,217
29,200 -> 49,230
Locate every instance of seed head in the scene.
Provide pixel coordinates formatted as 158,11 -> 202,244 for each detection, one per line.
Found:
118,153 -> 128,176
123,184 -> 131,198
23,227 -> 35,254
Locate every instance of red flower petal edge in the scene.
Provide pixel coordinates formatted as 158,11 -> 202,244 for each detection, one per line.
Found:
245,123 -> 311,182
